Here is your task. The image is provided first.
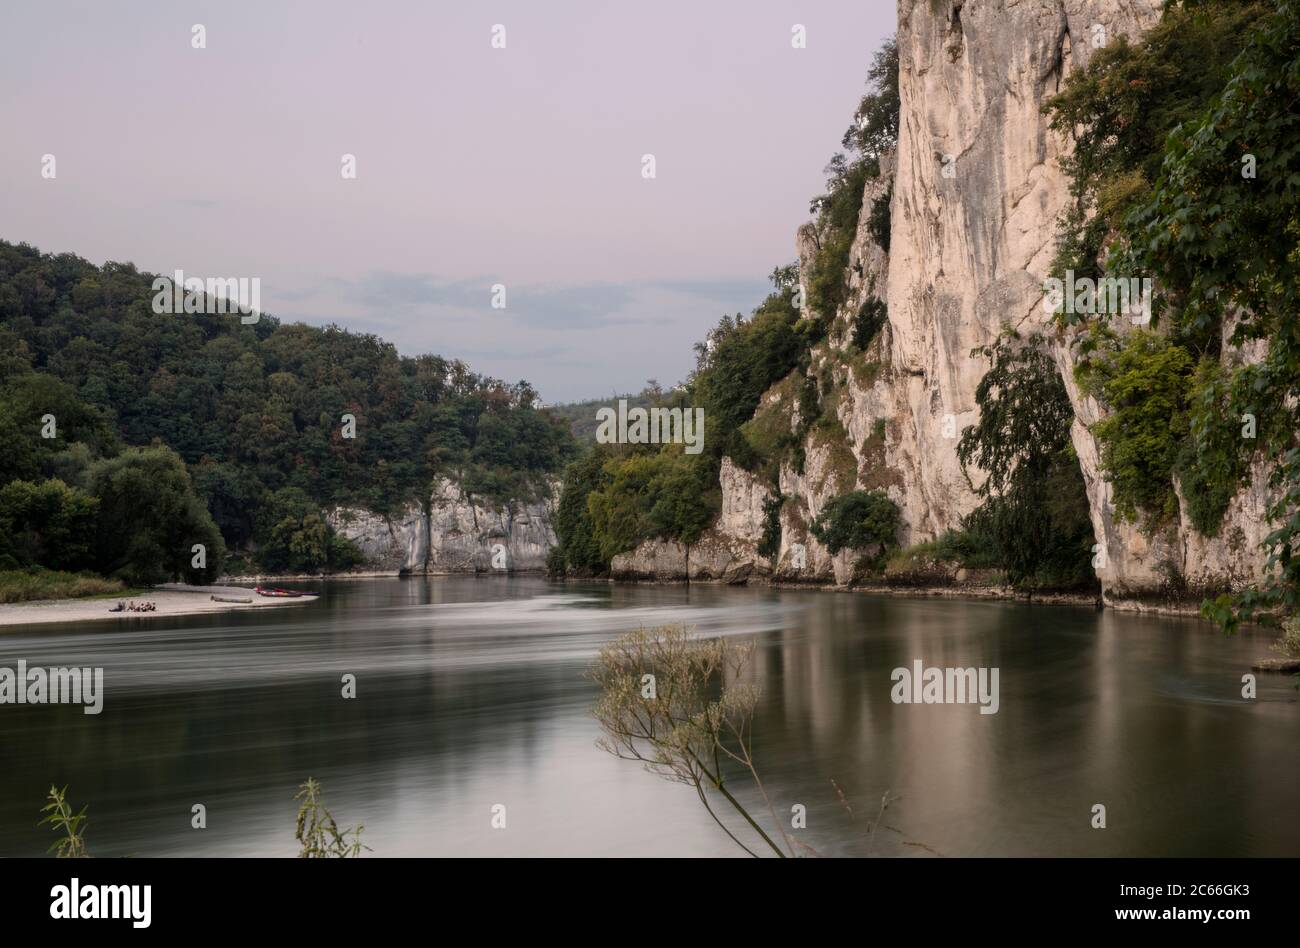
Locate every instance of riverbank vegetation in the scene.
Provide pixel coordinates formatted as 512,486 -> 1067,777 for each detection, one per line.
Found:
38,779 -> 366,857
294,778 -> 368,858
809,490 -> 900,564
1043,0 -> 1300,626
0,570 -> 125,604
590,625 -> 796,857
590,624 -> 936,857
39,786 -> 89,858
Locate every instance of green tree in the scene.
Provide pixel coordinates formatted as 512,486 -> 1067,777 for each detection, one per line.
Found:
1078,329 -> 1194,526
806,36 -> 900,319
256,487 -> 362,575
757,494 -> 784,559
1044,0 -> 1271,284
958,332 -> 1095,589
552,448 -> 614,575
809,490 -> 900,559
87,446 -> 226,584
841,37 -> 900,161
191,459 -> 265,551
587,451 -> 717,563
0,411 -> 41,485
0,479 -> 99,571
691,289 -> 803,469
644,453 -> 716,548
1108,1 -> 1300,627
0,373 -> 119,484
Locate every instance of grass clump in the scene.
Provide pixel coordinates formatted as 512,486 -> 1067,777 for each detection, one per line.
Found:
0,569 -> 125,603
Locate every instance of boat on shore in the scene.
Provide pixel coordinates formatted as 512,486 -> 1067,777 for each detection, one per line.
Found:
211,594 -> 254,604
254,586 -> 307,598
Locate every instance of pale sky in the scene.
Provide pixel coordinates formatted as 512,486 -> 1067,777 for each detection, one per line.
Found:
1,0 -> 896,402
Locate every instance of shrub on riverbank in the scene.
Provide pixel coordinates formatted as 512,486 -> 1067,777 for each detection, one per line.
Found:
1272,619 -> 1300,661
883,540 -> 958,586
809,489 -> 900,562
0,569 -> 124,603
591,625 -> 794,858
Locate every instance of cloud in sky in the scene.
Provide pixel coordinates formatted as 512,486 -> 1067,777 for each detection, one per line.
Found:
0,0 -> 895,402
274,274 -> 770,400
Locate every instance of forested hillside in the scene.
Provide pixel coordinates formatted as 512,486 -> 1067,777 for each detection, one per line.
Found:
550,391 -> 654,442
0,241 -> 575,587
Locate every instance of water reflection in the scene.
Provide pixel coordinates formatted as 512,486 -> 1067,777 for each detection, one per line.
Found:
0,577 -> 1294,856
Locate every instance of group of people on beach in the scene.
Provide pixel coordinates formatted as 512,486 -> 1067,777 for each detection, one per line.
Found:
109,600 -> 156,613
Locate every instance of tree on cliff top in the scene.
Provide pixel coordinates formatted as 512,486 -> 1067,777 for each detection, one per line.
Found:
811,35 -> 899,216
842,36 -> 899,162
808,36 -> 900,321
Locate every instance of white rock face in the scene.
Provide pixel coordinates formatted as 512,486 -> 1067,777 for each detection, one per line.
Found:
886,0 -> 1269,602
610,529 -> 759,584
718,456 -> 771,545
620,0 -> 1273,602
888,0 -> 1162,539
328,506 -> 428,572
329,478 -> 557,573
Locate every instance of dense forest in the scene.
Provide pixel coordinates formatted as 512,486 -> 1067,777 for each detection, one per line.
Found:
0,241 -> 576,589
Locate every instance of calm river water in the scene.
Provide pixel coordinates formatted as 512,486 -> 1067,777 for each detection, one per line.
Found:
0,576 -> 1296,857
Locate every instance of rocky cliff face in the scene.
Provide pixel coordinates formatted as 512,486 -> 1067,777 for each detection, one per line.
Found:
889,0 -> 1268,603
329,479 -> 557,574
614,0 -> 1273,606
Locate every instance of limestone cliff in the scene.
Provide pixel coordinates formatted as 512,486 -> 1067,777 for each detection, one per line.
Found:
614,0 -> 1274,606
329,478 -> 557,574
889,0 -> 1268,604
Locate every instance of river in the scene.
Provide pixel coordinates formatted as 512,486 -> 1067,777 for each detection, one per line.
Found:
0,576 -> 1295,857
